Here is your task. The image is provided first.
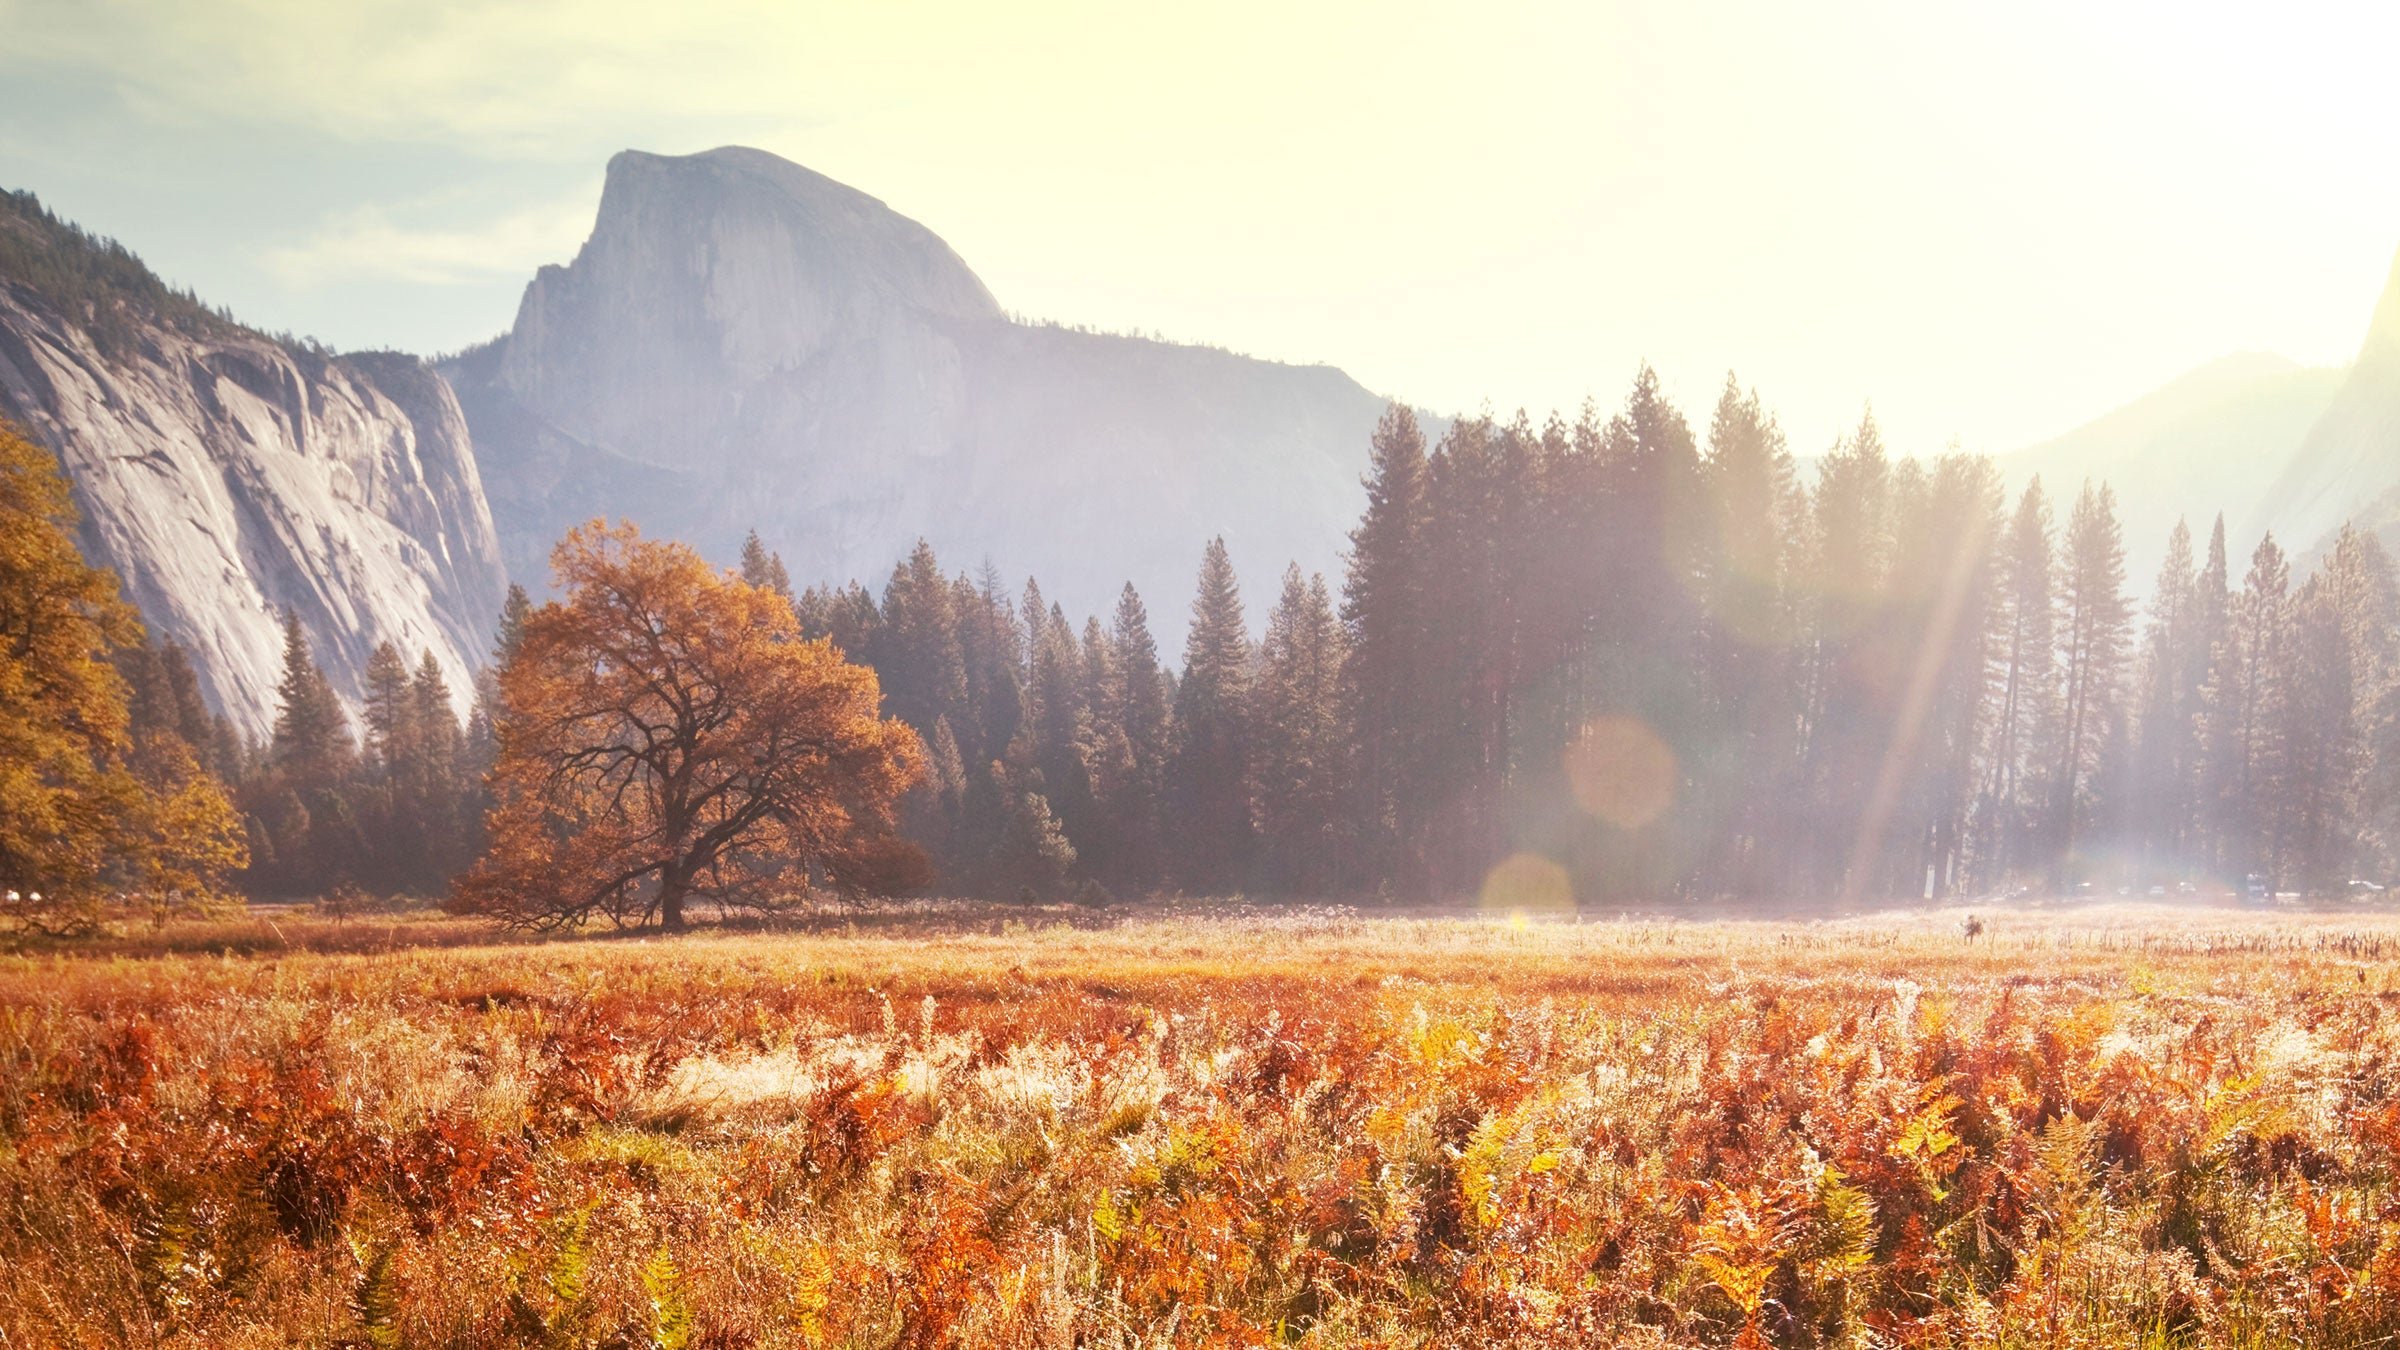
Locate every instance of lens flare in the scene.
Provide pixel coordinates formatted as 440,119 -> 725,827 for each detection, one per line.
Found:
1564,716 -> 1677,829
1479,852 -> 1573,917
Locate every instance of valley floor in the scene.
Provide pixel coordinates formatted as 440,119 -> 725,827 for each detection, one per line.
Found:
5,905 -> 2400,1346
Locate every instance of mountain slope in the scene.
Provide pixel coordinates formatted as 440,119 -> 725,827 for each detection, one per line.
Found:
2257,244 -> 2400,562
0,190 -> 507,737
2001,351 -> 2341,584
444,146 -> 1402,623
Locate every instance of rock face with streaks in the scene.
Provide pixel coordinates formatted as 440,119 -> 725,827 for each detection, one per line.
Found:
2256,244 -> 2400,561
444,146 -> 1402,626
0,191 -> 507,738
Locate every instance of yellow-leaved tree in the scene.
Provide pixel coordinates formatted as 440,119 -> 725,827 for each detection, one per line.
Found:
452,521 -> 927,930
0,419 -> 245,932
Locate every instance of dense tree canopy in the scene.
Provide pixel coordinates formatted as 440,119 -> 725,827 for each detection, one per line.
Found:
0,419 -> 244,929
785,374 -> 2400,907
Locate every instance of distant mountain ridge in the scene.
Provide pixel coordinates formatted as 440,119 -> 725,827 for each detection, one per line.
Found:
2000,241 -> 2400,585
0,190 -> 507,737
442,146 -> 1410,625
2255,247 -> 2400,563
2000,351 -> 2342,584
6,149 -> 2396,739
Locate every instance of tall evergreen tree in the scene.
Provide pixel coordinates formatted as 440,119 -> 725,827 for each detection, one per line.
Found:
1875,454 -> 2002,899
1979,480 -> 2060,882
1169,538 -> 1254,891
1697,375 -> 1800,892
2131,520 -> 2203,875
1102,583 -> 1171,890
1253,567 -> 1347,894
1018,595 -> 1095,862
875,541 -> 967,735
2054,482 -> 2131,874
361,641 -> 416,775
2202,534 -> 2293,887
270,611 -> 353,789
1798,410 -> 1894,894
1340,404 -> 1431,894
739,528 -> 794,600
408,649 -> 469,885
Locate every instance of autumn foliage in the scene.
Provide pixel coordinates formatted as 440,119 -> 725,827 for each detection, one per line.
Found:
452,521 -> 927,930
0,418 -> 244,931
6,907 -> 2400,1346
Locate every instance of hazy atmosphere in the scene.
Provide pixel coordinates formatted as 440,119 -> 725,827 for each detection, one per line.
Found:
7,0 -> 2400,452
13,5 -> 2400,1346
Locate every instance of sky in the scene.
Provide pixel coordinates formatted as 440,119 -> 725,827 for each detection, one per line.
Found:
4,0 -> 2399,457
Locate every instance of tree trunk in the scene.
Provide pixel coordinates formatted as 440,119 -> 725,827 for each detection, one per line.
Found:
659,864 -> 689,932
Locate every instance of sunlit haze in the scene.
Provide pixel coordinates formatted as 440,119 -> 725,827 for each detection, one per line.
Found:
5,0 -> 2399,453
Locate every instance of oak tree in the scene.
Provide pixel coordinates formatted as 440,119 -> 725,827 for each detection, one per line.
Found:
453,521 -> 926,930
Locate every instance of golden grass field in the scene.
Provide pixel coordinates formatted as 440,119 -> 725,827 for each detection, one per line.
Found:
5,901 -> 2400,1348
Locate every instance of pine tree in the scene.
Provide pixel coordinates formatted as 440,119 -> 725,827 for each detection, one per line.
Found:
1253,567 -> 1347,894
2280,526 -> 2397,890
1417,416 -> 1518,895
914,715 -> 969,872
408,649 -> 468,886
1340,404 -> 1430,894
1169,538 -> 1254,892
1877,454 -> 2003,899
1020,595 -> 1095,863
362,641 -> 416,775
1102,583 -> 1171,890
2054,482 -> 2131,875
2189,516 -> 2234,873
1797,410 -> 1894,894
992,762 -> 1076,901
1981,480 -> 2060,883
739,528 -> 793,600
954,564 -> 1026,770
875,541 -> 967,735
467,583 -> 533,788
495,584 -> 533,665
2281,574 -> 2353,891
2131,520 -> 2202,876
2202,534 -> 2293,888
270,611 -> 353,790
1698,375 -> 1800,892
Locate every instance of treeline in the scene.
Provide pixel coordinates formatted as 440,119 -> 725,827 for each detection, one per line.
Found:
23,362 -> 2399,913
226,602 -> 529,898
790,369 -> 2400,903
776,534 -> 1339,901
0,189 -> 245,357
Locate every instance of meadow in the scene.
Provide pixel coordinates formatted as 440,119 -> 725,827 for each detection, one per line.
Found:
4,902 -> 2400,1348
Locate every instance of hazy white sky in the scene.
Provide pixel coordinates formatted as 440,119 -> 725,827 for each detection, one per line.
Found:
4,0 -> 2398,456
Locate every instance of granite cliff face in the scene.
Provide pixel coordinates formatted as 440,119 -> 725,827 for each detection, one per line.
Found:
0,194 -> 507,737
445,146 -> 1398,623
2254,244 -> 2400,560
2000,352 -> 2342,586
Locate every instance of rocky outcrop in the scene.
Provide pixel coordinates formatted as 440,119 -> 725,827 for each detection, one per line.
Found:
0,195 -> 508,737
445,146 -> 1402,625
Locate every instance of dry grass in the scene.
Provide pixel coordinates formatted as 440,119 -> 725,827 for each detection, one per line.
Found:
5,901 -> 2400,1347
